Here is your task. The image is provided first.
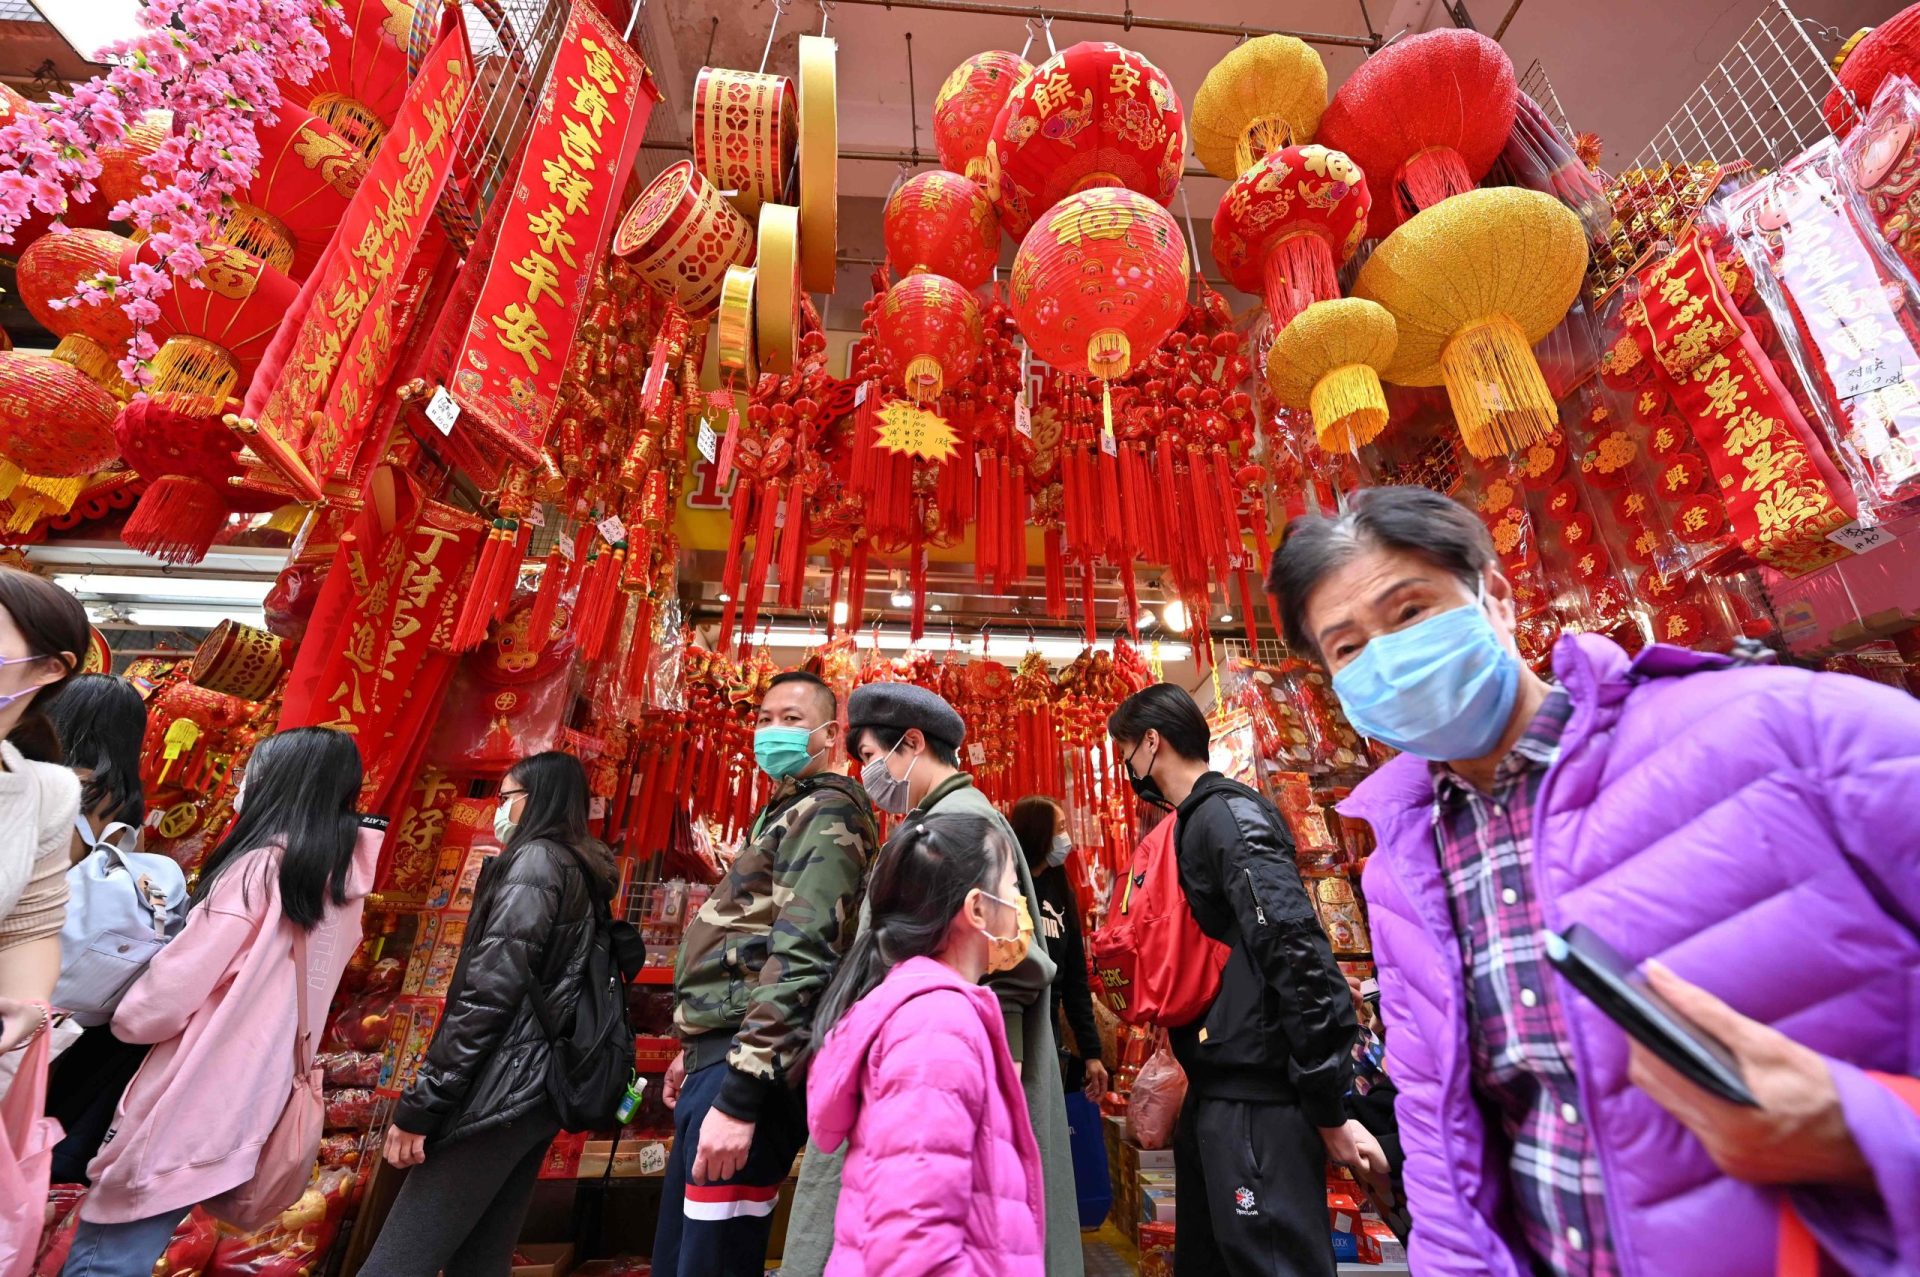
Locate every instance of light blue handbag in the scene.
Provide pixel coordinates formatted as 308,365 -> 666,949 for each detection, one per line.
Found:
53,817 -> 188,1026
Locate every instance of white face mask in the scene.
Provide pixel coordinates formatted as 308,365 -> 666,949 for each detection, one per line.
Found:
493,799 -> 517,845
1046,833 -> 1072,869
860,737 -> 919,816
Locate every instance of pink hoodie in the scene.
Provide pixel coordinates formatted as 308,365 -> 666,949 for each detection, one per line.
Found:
806,955 -> 1045,1277
81,827 -> 382,1224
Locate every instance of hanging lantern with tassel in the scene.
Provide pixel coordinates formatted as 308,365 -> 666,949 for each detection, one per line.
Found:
111,398 -> 244,561
14,227 -> 140,397
934,50 -> 1033,183
1265,299 -> 1398,454
0,353 -> 121,492
1317,28 -> 1518,237
1212,144 -> 1371,331
882,170 -> 1001,288
874,273 -> 984,403
987,41 -> 1186,239
1008,187 -> 1190,427
273,0 -> 417,154
1354,187 -> 1588,458
1190,35 -> 1328,180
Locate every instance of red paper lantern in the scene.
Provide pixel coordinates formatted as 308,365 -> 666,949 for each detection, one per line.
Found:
934,51 -> 1033,183
275,0 -> 416,153
149,241 -> 301,407
987,42 -> 1186,239
882,171 -> 1001,288
874,273 -> 984,402
15,229 -> 138,347
1825,8 -> 1920,138
113,398 -> 245,564
1008,187 -> 1190,384
232,103 -> 367,279
1211,143 -> 1370,329
0,351 -> 120,478
0,86 -> 109,242
1317,29 -> 1517,238
96,110 -> 171,207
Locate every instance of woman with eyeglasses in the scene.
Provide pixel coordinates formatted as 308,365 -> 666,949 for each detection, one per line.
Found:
363,751 -> 615,1277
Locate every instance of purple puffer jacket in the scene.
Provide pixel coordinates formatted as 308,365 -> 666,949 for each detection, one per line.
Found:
1345,634 -> 1920,1277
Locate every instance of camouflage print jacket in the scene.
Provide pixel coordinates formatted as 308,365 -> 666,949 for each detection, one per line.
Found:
674,769 -> 879,1122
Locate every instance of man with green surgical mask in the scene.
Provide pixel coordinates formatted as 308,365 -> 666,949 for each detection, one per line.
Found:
655,670 -> 879,1277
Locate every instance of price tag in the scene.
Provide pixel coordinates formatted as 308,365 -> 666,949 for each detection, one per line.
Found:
854,380 -> 869,406
697,419 -> 719,464
637,1142 -> 669,1175
597,514 -> 628,545
425,386 -> 460,435
1836,357 -> 1899,400
1826,520 -> 1896,555
1099,426 -> 1118,457
556,533 -> 576,562
524,503 -> 545,528
1014,396 -> 1032,438
629,773 -> 643,797
589,796 -> 607,820
967,742 -> 987,766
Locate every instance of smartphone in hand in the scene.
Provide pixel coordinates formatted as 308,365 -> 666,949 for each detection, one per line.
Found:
1545,923 -> 1759,1108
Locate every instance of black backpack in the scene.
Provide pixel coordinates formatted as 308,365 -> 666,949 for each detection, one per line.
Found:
529,844 -> 644,1131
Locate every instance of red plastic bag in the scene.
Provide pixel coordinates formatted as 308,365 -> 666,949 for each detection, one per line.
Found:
1127,1036 -> 1188,1151
1088,817 -> 1228,1027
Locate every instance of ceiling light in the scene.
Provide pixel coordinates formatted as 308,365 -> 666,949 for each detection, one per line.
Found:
890,588 -> 913,607
1136,608 -> 1156,629
929,602 -> 945,613
831,599 -> 849,625
1218,612 -> 1234,624
56,573 -> 274,605
1161,599 -> 1189,633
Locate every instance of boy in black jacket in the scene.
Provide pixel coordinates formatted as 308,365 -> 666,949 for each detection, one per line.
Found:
1108,684 -> 1363,1277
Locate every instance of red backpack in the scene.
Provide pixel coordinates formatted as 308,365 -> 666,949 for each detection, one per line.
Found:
1088,816 -> 1228,1028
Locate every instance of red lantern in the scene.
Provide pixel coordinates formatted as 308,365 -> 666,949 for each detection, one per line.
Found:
874,273 -> 983,402
15,229 -> 137,347
275,0 -> 416,153
149,241 -> 301,407
231,103 -> 367,279
1317,29 -> 1517,238
0,86 -> 109,242
934,51 -> 1033,183
95,110 -> 171,207
1211,144 -> 1370,329
0,351 -> 120,480
1826,8 -> 1920,138
1008,187 -> 1189,401
883,171 -> 1001,288
987,42 -> 1186,239
113,398 -> 244,564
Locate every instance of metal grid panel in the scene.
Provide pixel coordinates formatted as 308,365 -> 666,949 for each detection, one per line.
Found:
1517,59 -> 1574,143
456,0 -> 572,214
1592,0 -> 1854,294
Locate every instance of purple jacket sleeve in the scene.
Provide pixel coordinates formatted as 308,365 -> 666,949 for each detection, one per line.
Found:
859,993 -> 991,1277
1790,674 -> 1920,1268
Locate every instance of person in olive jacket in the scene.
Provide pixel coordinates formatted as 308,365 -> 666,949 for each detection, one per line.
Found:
362,751 -> 615,1277
1107,685 -> 1360,1277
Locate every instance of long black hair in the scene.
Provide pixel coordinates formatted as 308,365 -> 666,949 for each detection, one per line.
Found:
811,811 -> 1009,1043
47,674 -> 148,826
502,750 -> 593,856
1009,795 -> 1062,873
0,566 -> 89,764
192,727 -> 363,930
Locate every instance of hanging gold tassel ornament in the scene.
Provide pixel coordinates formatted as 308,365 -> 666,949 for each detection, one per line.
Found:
1438,314 -> 1562,457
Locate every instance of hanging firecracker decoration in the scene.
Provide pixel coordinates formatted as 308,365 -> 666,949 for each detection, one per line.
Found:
882,171 -> 1001,287
1008,187 -> 1190,425
935,50 -> 1033,183
1190,35 -> 1328,180
1211,143 -> 1371,330
987,41 -> 1186,239
1355,188 -> 1587,458
1265,299 -> 1398,454
873,272 -> 984,402
1317,28 -> 1518,237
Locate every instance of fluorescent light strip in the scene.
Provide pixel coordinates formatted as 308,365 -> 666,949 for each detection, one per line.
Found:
742,626 -> 1191,662
55,573 -> 275,605
94,607 -> 267,630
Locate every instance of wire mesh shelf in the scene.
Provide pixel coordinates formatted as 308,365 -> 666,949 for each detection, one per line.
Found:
1589,0 -> 1857,296
1518,59 -> 1575,143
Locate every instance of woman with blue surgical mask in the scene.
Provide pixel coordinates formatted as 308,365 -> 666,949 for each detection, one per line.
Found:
1010,795 -> 1108,1101
1267,484 -> 1920,1277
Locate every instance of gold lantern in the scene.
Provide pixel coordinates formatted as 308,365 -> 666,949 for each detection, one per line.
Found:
1265,299 -> 1398,454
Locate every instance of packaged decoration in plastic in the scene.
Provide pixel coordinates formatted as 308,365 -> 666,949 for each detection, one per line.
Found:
1724,138 -> 1920,512
1843,75 -> 1920,284
1494,91 -> 1612,244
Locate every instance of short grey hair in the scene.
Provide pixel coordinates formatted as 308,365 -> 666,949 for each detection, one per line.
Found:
1265,486 -> 1497,657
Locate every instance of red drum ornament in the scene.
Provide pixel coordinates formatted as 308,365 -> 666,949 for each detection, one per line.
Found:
882,171 -> 1000,288
693,67 -> 798,218
0,352 -> 120,483
1008,187 -> 1189,412
613,160 -> 755,317
1212,144 -> 1370,330
1317,29 -> 1518,238
987,42 -> 1186,239
874,273 -> 983,402
934,51 -> 1033,183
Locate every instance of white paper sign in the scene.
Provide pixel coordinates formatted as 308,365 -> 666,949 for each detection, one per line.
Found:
597,514 -> 628,545
1826,520 -> 1896,555
589,796 -> 607,820
637,1142 -> 669,1175
967,742 -> 987,766
854,380 -> 869,406
556,533 -> 576,562
697,419 -> 719,464
1014,397 -> 1032,438
1099,426 -> 1117,457
426,386 -> 460,435
524,503 -> 545,528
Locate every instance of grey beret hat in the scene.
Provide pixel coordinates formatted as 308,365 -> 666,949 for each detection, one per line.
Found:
845,682 -> 967,750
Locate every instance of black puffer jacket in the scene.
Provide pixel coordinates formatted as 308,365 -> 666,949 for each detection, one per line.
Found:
1172,772 -> 1356,1127
395,837 -> 614,1144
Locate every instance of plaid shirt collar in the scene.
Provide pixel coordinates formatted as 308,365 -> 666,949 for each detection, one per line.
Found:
1430,686 -> 1573,802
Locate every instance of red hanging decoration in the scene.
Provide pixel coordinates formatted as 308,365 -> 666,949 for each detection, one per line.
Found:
882,171 -> 1002,288
1212,145 -> 1372,330
873,273 -> 984,402
934,50 -> 1034,183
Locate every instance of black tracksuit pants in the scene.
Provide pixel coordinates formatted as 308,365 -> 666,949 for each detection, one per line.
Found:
1172,1089 -> 1335,1277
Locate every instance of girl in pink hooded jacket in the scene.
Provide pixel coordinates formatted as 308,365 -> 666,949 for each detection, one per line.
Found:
805,812 -> 1046,1277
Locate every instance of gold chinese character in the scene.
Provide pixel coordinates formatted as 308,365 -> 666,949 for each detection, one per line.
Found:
568,75 -> 613,133
580,38 -> 626,94
541,155 -> 594,216
559,116 -> 602,171
526,205 -> 579,268
512,251 -> 563,307
493,302 -> 553,372
1109,59 -> 1142,97
1031,67 -> 1076,118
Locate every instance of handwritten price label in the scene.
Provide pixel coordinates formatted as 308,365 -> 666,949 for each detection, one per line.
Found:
1014,397 -> 1032,438
1826,521 -> 1895,555
697,419 -> 718,464
597,514 -> 628,545
425,386 -> 460,435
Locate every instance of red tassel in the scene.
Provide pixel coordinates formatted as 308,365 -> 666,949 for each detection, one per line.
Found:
910,545 -> 928,644
1235,568 -> 1261,648
526,545 -> 565,651
1253,521 -> 1285,646
740,482 -> 781,646
121,476 -> 231,565
1044,530 -> 1067,619
718,487 -> 753,651
1120,558 -> 1140,640
451,525 -> 505,650
1262,232 -> 1341,331
1081,559 -> 1097,646
1396,147 -> 1475,221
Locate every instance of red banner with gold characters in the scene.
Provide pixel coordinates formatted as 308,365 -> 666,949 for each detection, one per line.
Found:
243,18 -> 475,501
1620,237 -> 1856,577
449,4 -> 658,465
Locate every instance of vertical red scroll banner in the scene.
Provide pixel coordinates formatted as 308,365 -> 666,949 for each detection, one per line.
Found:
241,19 -> 476,501
448,4 -> 659,466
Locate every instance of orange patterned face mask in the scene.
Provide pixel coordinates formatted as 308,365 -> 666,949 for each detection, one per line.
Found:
977,889 -> 1033,974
